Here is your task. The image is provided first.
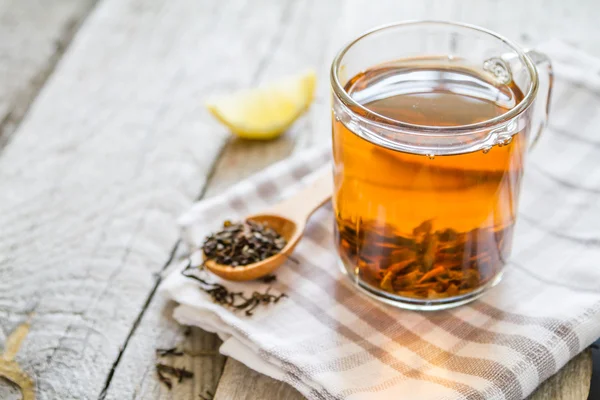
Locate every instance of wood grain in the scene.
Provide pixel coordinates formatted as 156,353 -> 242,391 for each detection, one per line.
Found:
0,0 -> 242,398
205,0 -> 344,197
101,0 -> 338,398
214,359 -> 304,400
0,0 -> 97,150
102,295 -> 226,400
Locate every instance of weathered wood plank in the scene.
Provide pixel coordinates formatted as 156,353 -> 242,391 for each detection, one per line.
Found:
0,378 -> 21,400
213,0 -> 600,399
215,359 -> 304,400
205,0 -> 345,196
0,0 -> 261,398
0,0 -> 97,150
0,2 -> 98,396
100,0 -> 338,398
102,295 -> 227,400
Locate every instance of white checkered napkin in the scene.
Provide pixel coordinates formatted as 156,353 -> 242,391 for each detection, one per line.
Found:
160,43 -> 600,400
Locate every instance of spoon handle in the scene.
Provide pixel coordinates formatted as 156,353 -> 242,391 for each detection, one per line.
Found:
269,167 -> 333,223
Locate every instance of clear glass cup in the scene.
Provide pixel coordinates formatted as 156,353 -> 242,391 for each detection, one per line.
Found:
330,21 -> 552,310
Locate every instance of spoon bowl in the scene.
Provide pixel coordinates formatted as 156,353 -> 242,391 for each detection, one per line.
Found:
203,169 -> 332,281
204,215 -> 301,281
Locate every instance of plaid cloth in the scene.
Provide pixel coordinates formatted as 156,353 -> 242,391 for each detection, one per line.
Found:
160,42 -> 600,400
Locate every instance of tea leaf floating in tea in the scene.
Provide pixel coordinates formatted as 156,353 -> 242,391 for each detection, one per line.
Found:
154,345 -> 191,389
202,220 -> 287,267
336,219 -> 509,300
333,60 -> 524,305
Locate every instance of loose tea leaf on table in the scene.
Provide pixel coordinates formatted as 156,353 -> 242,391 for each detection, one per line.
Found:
155,362 -> 193,389
156,367 -> 173,390
155,347 -> 184,357
202,220 -> 286,266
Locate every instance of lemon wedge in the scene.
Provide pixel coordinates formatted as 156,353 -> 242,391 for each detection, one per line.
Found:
206,70 -> 316,140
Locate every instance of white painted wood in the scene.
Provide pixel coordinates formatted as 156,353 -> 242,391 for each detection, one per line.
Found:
103,298 -> 226,400
206,0 -> 345,196
0,0 -> 97,148
325,0 -> 600,55
0,378 -> 21,400
0,0 -> 253,397
103,1 -> 345,397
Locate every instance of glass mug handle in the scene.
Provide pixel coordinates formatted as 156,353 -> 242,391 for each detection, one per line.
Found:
525,49 -> 554,149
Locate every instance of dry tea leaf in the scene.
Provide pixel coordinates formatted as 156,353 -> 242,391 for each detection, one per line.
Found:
155,347 -> 184,357
156,363 -> 193,383
380,260 -> 413,291
337,218 -> 508,300
202,220 -> 286,267
181,261 -> 286,316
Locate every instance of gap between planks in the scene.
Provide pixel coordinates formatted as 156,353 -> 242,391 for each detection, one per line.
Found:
95,0 -> 303,396
97,240 -> 182,400
97,142 -> 228,399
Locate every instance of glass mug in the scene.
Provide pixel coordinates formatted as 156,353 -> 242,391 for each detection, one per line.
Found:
330,21 -> 552,310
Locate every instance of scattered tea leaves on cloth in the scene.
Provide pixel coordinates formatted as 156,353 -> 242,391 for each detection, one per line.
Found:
182,261 -> 286,316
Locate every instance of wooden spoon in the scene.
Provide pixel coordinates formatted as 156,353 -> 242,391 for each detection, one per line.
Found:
204,169 -> 333,281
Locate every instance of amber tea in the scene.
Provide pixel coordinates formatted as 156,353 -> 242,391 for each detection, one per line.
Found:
332,61 -> 529,305
330,22 -> 552,310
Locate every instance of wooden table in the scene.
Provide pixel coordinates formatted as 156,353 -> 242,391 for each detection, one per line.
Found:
0,0 -> 596,399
